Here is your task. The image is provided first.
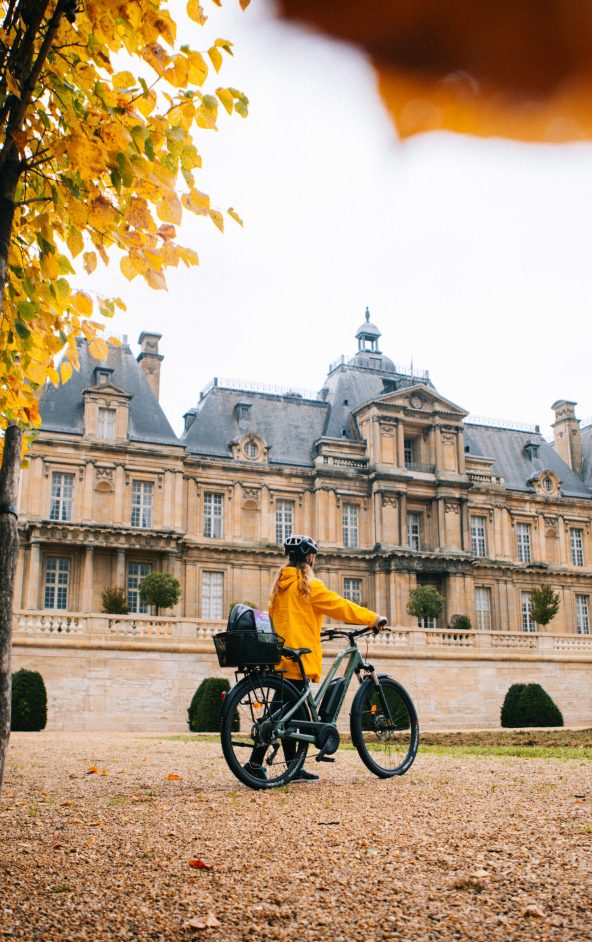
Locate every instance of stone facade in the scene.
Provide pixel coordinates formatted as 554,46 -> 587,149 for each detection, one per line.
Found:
12,314 -> 592,728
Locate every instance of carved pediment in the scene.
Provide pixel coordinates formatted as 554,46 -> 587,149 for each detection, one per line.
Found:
353,383 -> 468,421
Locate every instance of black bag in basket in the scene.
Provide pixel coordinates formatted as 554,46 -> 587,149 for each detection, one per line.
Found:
214,605 -> 283,668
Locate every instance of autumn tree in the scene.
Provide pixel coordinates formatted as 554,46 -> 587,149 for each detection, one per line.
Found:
530,585 -> 560,628
0,0 -> 249,789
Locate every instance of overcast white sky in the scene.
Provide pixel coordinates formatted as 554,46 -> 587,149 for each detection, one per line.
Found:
82,0 -> 592,438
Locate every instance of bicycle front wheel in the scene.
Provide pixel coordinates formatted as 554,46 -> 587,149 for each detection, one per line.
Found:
220,672 -> 310,790
350,675 -> 419,778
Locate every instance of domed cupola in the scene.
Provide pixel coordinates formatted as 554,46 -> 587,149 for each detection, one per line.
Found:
355,306 -> 382,353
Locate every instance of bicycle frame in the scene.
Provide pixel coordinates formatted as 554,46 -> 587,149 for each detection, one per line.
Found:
273,640 -> 366,746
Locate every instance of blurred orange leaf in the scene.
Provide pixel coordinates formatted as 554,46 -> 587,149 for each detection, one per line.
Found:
86,766 -> 98,774
167,773 -> 182,780
188,859 -> 213,870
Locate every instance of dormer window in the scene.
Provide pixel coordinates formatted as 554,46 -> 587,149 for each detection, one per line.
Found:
542,476 -> 553,493
94,367 -> 113,386
98,407 -> 116,440
234,400 -> 252,424
244,439 -> 258,459
524,441 -> 540,460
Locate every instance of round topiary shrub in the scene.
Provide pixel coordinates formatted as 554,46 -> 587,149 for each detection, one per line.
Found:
188,677 -> 237,732
449,614 -> 472,631
501,683 -> 526,727
11,669 -> 47,731
501,682 -> 563,728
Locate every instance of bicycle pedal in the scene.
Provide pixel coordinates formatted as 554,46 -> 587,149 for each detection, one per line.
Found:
315,755 -> 335,763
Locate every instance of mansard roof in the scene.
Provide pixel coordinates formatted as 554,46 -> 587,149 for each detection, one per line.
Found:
39,338 -> 179,446
182,384 -> 328,466
465,424 -> 592,498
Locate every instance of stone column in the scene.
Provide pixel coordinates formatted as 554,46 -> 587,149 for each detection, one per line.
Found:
456,430 -> 466,473
434,425 -> 443,471
82,462 -> 94,523
397,421 -> 405,467
26,542 -> 41,609
437,498 -> 446,549
81,546 -> 94,612
115,548 -> 126,587
460,499 -> 470,552
398,492 -> 408,546
558,517 -> 568,565
371,416 -> 381,465
373,491 -> 382,545
114,465 -> 126,524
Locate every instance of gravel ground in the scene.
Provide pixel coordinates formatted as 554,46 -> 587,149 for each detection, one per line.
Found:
1,732 -> 591,942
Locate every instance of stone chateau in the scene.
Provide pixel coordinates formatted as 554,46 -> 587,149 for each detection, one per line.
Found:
12,313 -> 592,729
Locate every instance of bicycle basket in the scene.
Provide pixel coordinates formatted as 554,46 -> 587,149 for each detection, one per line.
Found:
214,629 -> 284,668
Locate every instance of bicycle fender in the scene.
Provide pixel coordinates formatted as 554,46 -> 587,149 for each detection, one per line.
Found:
349,673 -> 394,715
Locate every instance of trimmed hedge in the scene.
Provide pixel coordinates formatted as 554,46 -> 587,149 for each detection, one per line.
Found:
188,677 -> 238,732
501,683 -> 563,728
11,669 -> 47,731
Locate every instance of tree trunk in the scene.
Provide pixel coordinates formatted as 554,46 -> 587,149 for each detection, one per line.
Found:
0,425 -> 23,791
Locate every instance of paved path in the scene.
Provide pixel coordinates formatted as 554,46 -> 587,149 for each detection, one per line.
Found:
1,732 -> 590,941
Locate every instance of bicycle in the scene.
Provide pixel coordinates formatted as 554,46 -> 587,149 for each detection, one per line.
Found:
218,625 -> 419,790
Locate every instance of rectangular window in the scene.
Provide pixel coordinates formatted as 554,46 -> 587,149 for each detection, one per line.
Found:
275,499 -> 294,545
407,512 -> 421,551
516,523 -> 532,563
204,492 -> 224,539
404,438 -> 414,468
418,615 -> 436,629
475,586 -> 492,630
521,591 -> 536,632
49,471 -> 74,522
570,528 -> 584,567
130,480 -> 154,529
44,557 -> 70,610
97,406 -> 116,440
342,503 -> 359,548
576,595 -> 590,635
201,571 -> 224,619
127,561 -> 152,614
470,516 -> 487,557
343,578 -> 362,605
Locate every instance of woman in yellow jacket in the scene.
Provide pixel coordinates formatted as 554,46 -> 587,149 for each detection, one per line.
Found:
245,535 -> 387,783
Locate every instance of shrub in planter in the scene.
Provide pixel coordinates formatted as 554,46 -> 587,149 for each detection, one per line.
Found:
101,586 -> 129,615
139,572 -> 181,613
188,678 -> 238,732
448,614 -> 472,631
501,683 -> 563,728
11,669 -> 47,732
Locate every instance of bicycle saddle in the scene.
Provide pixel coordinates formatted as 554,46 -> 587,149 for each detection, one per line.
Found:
281,646 -> 312,660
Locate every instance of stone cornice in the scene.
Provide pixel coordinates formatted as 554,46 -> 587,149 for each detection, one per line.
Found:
20,521 -> 185,551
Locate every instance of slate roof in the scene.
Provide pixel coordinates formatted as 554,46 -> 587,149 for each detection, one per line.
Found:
182,387 -> 329,466
464,424 -> 592,498
39,338 -> 180,447
321,355 -> 434,440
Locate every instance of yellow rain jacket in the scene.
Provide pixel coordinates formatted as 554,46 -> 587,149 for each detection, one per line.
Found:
269,567 -> 379,681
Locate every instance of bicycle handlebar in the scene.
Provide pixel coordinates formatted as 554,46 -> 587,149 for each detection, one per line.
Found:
321,625 -> 390,642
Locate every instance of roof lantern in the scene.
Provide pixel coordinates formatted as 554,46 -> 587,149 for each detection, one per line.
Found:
355,306 -> 382,353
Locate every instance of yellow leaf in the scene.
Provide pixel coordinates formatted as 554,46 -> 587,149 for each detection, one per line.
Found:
6,71 -> 20,98
89,338 -> 109,362
156,193 -> 182,225
120,256 -> 139,281
187,0 -> 207,25
60,362 -> 73,384
83,252 -> 97,275
182,189 -> 210,215
215,38 -> 234,54
71,292 -> 93,316
86,766 -> 98,775
209,209 -> 224,233
187,51 -> 208,85
144,268 -> 168,290
208,46 -> 223,73
66,230 -> 84,258
166,773 -> 182,780
48,368 -> 60,387
240,0 -> 251,9
113,71 -> 135,89
228,207 -> 243,227
216,88 -> 233,115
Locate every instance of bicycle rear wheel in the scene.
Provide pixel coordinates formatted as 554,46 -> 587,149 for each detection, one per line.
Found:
350,675 -> 419,778
220,672 -> 310,790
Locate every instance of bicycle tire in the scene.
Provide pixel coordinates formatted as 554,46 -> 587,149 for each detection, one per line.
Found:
350,675 -> 419,778
220,672 -> 311,790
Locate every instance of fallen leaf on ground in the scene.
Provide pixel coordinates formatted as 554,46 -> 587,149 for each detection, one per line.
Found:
167,773 -> 182,780
98,770 -> 109,777
188,859 -> 213,870
186,913 -> 220,929
86,767 -> 98,774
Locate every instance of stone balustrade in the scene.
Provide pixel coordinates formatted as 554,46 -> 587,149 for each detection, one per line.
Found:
12,610 -> 592,658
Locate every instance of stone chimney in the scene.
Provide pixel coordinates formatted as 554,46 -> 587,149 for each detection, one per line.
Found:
137,332 -> 163,399
551,400 -> 582,472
